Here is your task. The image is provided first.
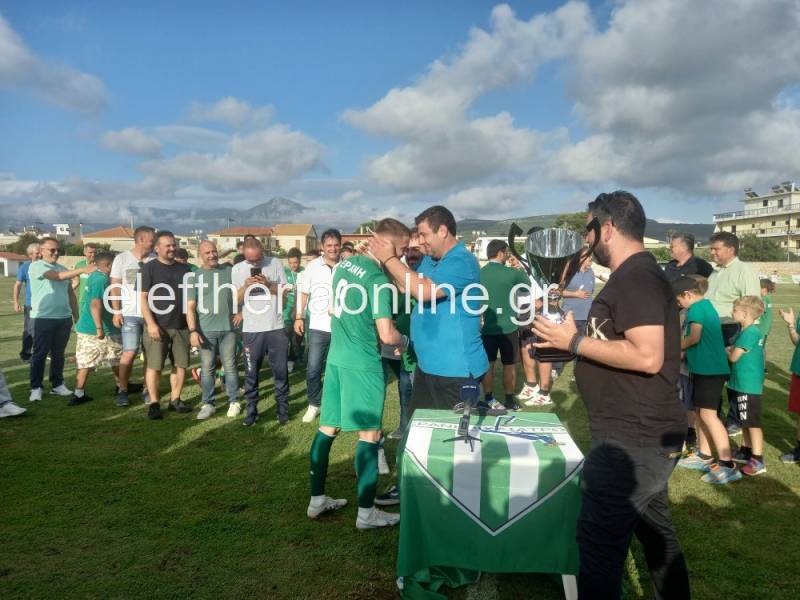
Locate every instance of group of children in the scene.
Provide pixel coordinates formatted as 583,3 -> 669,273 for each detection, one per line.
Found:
674,275 -> 800,484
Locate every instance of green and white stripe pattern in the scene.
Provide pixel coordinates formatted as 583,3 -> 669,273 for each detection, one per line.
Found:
404,414 -> 584,535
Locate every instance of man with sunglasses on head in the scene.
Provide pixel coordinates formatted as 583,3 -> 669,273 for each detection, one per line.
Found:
110,226 -> 156,407
532,191 -> 690,600
28,237 -> 96,402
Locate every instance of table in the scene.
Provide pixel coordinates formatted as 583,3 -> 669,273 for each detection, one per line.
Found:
396,410 -> 584,599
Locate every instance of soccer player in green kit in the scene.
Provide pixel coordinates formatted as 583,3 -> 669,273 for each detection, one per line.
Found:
307,218 -> 410,529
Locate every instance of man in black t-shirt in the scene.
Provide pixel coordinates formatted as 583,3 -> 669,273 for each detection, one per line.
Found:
533,191 -> 690,600
140,231 -> 192,420
664,232 -> 713,282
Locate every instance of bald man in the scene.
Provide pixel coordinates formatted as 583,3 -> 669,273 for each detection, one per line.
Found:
186,241 -> 241,420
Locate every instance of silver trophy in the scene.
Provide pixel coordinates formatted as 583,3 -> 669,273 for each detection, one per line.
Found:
508,224 -> 595,363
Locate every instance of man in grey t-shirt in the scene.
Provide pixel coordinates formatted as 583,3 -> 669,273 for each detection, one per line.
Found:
232,238 -> 289,426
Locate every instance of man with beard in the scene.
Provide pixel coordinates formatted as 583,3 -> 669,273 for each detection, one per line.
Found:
532,191 -> 690,600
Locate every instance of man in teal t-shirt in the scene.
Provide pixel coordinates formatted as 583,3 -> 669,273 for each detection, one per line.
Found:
186,241 -> 239,419
307,218 -> 409,530
74,253 -> 122,405
73,243 -> 98,306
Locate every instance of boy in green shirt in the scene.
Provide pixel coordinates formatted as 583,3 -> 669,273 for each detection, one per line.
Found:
307,218 -> 409,530
283,247 -> 305,371
778,306 -> 800,464
672,275 -> 741,484
727,296 -> 766,475
74,253 -> 122,405
758,279 -> 774,371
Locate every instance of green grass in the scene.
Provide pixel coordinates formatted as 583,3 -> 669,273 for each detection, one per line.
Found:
1,277 -> 799,599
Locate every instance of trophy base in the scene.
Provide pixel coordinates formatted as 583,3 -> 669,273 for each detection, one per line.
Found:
530,345 -> 575,364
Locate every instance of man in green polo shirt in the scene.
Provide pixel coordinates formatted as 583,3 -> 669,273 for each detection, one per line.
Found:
307,218 -> 409,530
706,231 -> 761,434
187,241 -> 240,420
283,247 -> 305,372
73,242 -> 98,306
74,253 -> 122,405
480,239 -> 530,411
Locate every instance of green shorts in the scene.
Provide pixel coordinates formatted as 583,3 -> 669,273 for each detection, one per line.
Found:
320,363 -> 385,432
142,328 -> 190,370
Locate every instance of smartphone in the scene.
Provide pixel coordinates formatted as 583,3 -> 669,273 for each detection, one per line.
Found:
250,267 -> 261,278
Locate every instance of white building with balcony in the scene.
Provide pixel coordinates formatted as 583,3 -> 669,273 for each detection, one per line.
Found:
714,182 -> 800,250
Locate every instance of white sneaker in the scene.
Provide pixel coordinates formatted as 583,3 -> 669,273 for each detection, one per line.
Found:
307,495 -> 347,518
536,394 -> 554,406
29,388 -> 43,402
227,401 -> 242,417
378,447 -> 390,475
0,402 -> 26,418
551,369 -> 559,381
51,384 -> 73,397
302,405 -> 320,423
197,404 -> 216,420
516,384 -> 540,401
356,506 -> 400,530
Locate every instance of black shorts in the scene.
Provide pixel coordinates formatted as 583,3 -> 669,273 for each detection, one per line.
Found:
410,368 -> 473,413
482,333 -> 519,365
691,374 -> 727,410
731,390 -> 762,428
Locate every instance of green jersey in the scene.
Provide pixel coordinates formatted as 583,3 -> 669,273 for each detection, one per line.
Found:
790,318 -> 800,376
757,294 -> 773,337
327,255 -> 393,372
75,271 -> 119,336
480,261 -> 530,335
282,265 -> 304,323
729,325 -> 765,394
187,266 -> 235,332
685,298 -> 729,376
75,259 -> 91,305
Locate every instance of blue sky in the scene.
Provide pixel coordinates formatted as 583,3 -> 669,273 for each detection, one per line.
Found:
1,1 -> 800,230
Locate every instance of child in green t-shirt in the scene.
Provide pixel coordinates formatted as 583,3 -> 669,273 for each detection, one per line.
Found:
758,279 -> 774,370
778,306 -> 800,464
727,296 -> 766,476
672,275 -> 740,484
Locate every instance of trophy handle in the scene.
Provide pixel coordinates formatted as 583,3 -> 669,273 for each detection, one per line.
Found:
507,223 -> 532,275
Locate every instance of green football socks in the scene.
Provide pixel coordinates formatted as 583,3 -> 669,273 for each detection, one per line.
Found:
355,440 -> 379,509
309,430 -> 335,497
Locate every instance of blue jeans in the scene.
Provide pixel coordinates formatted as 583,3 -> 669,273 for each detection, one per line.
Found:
199,330 -> 239,405
243,330 -> 289,420
29,317 -> 72,389
306,329 -> 331,407
20,306 -> 33,360
385,359 -> 415,432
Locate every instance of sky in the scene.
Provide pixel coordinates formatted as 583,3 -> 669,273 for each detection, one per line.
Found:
1,0 -> 800,230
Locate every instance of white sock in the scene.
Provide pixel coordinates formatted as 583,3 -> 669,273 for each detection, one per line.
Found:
74,389 -> 85,398
358,506 -> 375,519
310,494 -> 326,506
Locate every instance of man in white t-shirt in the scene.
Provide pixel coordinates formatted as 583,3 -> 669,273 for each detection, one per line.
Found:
232,238 -> 289,426
109,226 -> 155,407
294,229 -> 341,423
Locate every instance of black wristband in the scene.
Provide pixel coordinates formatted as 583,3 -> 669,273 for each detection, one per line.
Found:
383,255 -> 400,267
569,333 -> 585,355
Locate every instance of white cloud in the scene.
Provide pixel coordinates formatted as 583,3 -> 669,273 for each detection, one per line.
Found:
339,190 -> 364,203
0,14 -> 107,113
549,0 -> 800,194
101,128 -> 162,156
150,125 -> 229,148
189,96 -> 275,129
343,2 -> 592,191
444,183 -> 538,218
142,125 -> 324,191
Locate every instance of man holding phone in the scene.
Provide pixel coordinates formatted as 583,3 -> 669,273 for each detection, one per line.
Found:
232,237 -> 289,426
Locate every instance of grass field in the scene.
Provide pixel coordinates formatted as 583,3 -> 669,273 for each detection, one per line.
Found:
1,276 -> 799,599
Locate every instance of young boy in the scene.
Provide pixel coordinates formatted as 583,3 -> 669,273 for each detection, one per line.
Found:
778,306 -> 800,463
758,279 -> 774,371
73,252 -> 123,405
672,275 -> 741,484
727,296 -> 767,475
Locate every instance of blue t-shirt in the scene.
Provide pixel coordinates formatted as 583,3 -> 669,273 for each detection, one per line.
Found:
16,261 -> 32,307
562,268 -> 595,321
411,242 -> 489,378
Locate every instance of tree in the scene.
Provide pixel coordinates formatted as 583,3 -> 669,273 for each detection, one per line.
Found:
4,233 -> 40,255
737,234 -> 785,262
649,246 -> 671,262
553,212 -> 587,233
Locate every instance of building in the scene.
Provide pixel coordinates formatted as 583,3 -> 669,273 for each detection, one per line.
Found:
714,182 -> 800,251
272,224 -> 318,254
82,226 -> 135,252
0,252 -> 26,277
52,223 -> 82,245
207,227 -> 277,253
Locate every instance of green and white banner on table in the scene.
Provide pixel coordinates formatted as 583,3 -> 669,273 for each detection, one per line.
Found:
397,410 -> 583,599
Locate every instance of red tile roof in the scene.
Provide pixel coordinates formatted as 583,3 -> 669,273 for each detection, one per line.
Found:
83,226 -> 135,239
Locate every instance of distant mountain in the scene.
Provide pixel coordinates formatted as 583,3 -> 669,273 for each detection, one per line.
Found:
457,214 -> 714,242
